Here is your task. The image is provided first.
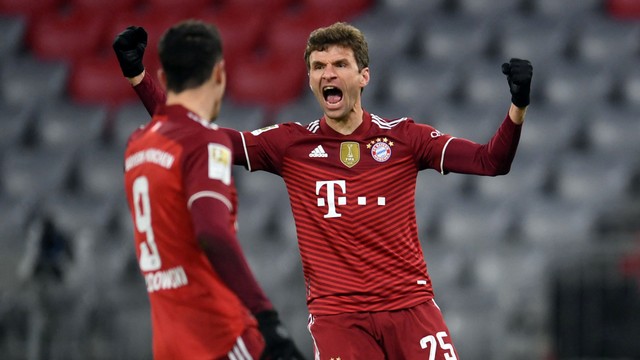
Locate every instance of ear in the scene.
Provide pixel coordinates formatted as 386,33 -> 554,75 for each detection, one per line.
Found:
213,59 -> 226,85
360,67 -> 370,88
157,68 -> 167,90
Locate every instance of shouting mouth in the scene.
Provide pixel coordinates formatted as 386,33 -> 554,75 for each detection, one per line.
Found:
323,86 -> 343,106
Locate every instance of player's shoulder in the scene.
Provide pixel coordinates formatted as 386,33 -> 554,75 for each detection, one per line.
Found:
369,113 -> 414,130
248,119 -> 319,136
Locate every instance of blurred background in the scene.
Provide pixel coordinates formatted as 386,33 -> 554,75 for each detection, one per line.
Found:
0,0 -> 639,359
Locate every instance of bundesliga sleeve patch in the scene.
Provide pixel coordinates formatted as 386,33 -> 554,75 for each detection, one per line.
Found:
207,143 -> 231,185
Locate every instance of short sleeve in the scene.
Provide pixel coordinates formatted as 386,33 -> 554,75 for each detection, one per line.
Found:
183,131 -> 234,211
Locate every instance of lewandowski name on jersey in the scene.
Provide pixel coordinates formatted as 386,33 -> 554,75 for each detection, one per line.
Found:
125,147 -> 175,171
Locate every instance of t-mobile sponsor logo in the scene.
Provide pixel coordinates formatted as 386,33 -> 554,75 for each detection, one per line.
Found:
316,180 -> 386,218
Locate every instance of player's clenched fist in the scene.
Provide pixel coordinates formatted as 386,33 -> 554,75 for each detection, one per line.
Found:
113,26 -> 147,78
501,58 -> 533,108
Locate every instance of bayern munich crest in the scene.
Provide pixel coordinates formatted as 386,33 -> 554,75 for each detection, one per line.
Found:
368,138 -> 393,162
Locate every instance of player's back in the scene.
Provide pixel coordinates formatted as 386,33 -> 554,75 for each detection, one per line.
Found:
123,105 -> 251,359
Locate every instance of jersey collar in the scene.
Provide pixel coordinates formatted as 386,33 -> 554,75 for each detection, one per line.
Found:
319,110 -> 372,137
155,104 -> 214,128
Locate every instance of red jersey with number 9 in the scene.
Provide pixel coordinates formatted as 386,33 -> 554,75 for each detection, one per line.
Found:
124,104 -> 253,359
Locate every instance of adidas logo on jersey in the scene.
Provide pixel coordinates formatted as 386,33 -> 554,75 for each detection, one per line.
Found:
309,145 -> 328,158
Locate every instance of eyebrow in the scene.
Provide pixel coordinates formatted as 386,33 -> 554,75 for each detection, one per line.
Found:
311,57 -> 351,67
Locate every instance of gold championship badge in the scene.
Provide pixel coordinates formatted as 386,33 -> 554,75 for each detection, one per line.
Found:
340,142 -> 360,168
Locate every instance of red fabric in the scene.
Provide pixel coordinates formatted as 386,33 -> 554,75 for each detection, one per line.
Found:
124,104 -> 258,358
191,197 -> 274,315
239,113 -> 448,315
442,114 -> 521,175
309,300 -> 459,359
134,70 -> 167,116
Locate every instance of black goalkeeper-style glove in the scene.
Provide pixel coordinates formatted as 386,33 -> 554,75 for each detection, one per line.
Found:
501,58 -> 533,108
112,26 -> 147,78
256,310 -> 307,360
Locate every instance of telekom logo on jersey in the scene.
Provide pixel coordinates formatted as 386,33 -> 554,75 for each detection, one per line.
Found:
316,180 -> 386,218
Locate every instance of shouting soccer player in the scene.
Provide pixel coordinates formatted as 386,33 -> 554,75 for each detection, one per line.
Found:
116,22 -> 532,360
116,21 -> 306,359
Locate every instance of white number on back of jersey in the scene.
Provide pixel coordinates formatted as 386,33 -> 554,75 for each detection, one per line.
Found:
133,176 -> 162,271
420,331 -> 457,360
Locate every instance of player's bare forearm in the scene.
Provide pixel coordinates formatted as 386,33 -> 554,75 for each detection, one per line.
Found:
508,103 -> 527,125
127,70 -> 145,87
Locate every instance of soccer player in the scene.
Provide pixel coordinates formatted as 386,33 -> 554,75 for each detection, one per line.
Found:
115,22 -> 532,360
115,21 -> 306,359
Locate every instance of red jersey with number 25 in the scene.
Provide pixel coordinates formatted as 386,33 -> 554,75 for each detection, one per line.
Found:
239,111 -> 453,316
124,104 -> 253,359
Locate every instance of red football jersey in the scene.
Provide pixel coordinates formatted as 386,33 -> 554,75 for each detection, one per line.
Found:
124,105 -> 253,359
239,112 -> 454,315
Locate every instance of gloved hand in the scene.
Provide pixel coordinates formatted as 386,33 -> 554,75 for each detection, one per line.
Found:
256,310 -> 307,360
112,26 -> 147,78
501,58 -> 533,108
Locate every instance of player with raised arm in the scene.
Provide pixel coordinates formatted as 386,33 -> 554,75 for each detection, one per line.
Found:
117,21 -> 306,360
116,22 -> 532,360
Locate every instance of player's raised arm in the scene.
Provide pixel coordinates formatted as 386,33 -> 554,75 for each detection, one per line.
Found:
441,59 -> 532,176
113,26 -> 166,115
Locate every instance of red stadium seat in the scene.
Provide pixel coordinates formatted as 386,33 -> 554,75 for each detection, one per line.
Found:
69,0 -> 140,13
218,0 -> 293,13
608,0 -> 640,18
193,5 -> 266,73
68,54 -> 139,107
227,51 -> 307,109
301,0 -> 373,22
0,0 -> 62,18
265,9 -> 326,61
28,10 -> 107,62
144,0 -> 213,13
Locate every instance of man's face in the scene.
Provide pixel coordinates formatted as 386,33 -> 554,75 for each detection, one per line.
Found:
308,45 -> 369,121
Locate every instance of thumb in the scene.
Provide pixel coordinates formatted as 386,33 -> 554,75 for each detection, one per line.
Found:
501,62 -> 511,76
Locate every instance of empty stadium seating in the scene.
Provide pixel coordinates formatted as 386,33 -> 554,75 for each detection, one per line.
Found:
1,0 -> 639,359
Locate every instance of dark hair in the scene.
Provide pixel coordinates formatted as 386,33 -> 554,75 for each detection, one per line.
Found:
304,22 -> 369,71
158,20 -> 223,93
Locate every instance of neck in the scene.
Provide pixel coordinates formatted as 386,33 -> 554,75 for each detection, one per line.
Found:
166,88 -> 216,123
325,104 -> 364,135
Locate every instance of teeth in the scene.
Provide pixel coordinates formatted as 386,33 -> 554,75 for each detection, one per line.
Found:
323,86 -> 336,91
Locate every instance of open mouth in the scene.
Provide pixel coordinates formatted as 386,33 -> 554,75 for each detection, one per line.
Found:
323,86 -> 343,105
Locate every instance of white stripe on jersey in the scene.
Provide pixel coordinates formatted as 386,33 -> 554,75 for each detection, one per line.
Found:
239,131 -> 252,172
371,114 -> 408,129
307,119 -> 320,133
187,191 -> 233,211
307,314 -> 321,360
227,336 -> 253,360
440,137 -> 456,175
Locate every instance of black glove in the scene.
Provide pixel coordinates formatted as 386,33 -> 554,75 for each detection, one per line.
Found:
112,26 -> 147,78
256,310 -> 307,360
501,58 -> 533,108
